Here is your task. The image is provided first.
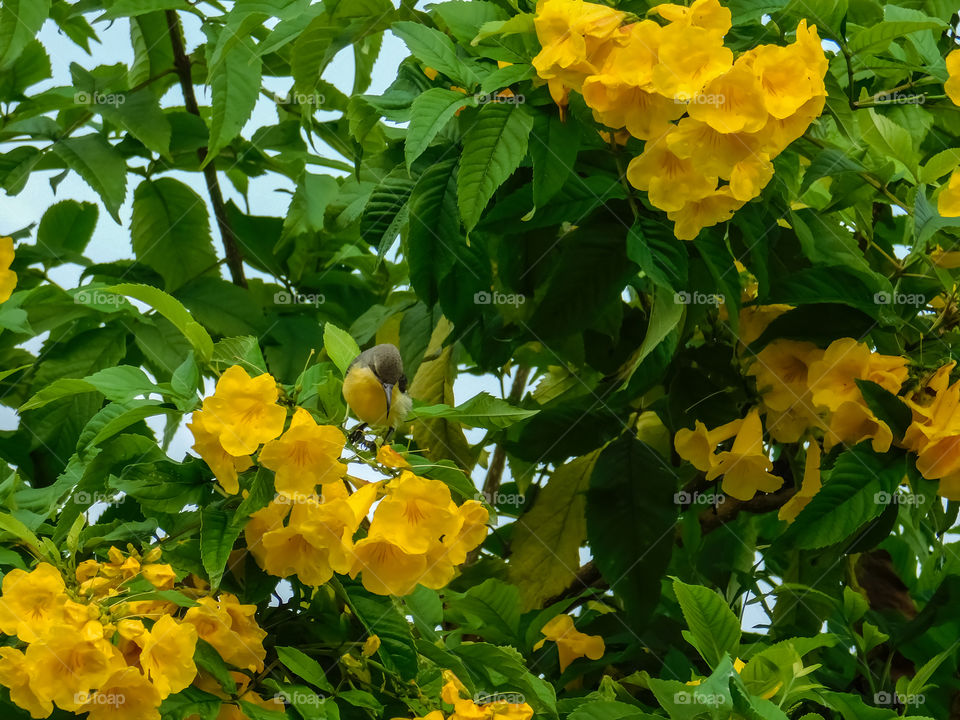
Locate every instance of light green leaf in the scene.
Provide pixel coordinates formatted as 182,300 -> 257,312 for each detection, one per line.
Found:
848,20 -> 945,55
200,509 -> 244,590
53,135 -> 127,222
323,323 -> 361,375
205,37 -> 262,166
391,21 -> 480,88
673,579 -> 741,667
408,392 -> 538,429
37,200 -> 97,262
0,0 -> 51,69
406,88 -> 476,170
276,646 -> 336,693
108,283 -> 214,363
458,102 -> 533,231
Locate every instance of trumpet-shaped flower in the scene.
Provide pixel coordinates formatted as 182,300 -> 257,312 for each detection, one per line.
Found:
258,408 -> 347,496
705,408 -> 783,500
0,237 -> 17,303
807,338 -> 908,412
0,562 -> 69,642
187,410 -> 253,494
137,615 -> 198,698
533,614 -> 604,672
200,366 -> 286,456
779,442 -> 821,523
675,417 -> 743,471
947,49 -> 960,106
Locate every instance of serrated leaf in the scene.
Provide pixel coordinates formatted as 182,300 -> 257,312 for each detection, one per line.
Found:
0,0 -> 51,69
408,392 -> 538,430
673,578 -> 741,667
37,200 -> 97,262
108,283 -> 214,363
391,21 -> 480,88
53,135 -> 127,222
406,88 -> 476,169
848,20 -> 945,55
205,37 -> 262,166
361,167 -> 416,257
458,102 -> 533,231
200,508 -> 243,590
408,158 -> 462,305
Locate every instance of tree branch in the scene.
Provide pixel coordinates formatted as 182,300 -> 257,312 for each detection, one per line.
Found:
165,10 -> 247,288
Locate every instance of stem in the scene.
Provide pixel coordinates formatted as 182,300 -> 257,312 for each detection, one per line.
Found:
165,10 -> 247,288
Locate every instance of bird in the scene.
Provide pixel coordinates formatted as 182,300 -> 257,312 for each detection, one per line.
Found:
341,343 -> 412,447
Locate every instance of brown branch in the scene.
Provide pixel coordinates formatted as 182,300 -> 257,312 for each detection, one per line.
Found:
541,561 -> 603,608
165,10 -> 247,288
697,486 -> 797,533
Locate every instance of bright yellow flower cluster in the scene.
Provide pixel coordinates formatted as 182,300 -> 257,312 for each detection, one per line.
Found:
936,51 -> 960,216
426,670 -> 534,720
533,614 -> 605,672
902,361 -> 960,499
0,549 -> 266,720
0,237 -> 16,303
189,368 -> 488,597
532,0 -> 829,239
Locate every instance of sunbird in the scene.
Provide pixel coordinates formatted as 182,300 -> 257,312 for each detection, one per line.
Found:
342,343 -> 412,446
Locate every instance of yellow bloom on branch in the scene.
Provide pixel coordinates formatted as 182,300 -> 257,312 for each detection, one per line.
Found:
259,407 -> 347,496
81,667 -> 162,720
675,417 -> 743,471
807,338 -> 908,412
533,614 -> 605,672
944,49 -> 960,106
200,365 -> 286,456
0,562 -> 69,642
0,647 -> 51,719
187,410 -> 253,494
779,442 -> 822,523
137,615 -> 198,698
182,594 -> 267,673
938,169 -> 960,218
705,408 -> 784,501
0,237 -> 17,303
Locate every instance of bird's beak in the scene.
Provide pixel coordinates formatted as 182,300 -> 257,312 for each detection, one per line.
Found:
382,382 -> 394,418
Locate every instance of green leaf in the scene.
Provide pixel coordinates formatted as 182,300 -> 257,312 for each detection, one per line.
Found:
458,102 -> 533,231
211,336 -> 268,374
919,148 -> 960,183
346,587 -> 419,681
407,392 -> 538,429
673,578 -> 741,667
361,167 -> 416,257
0,0 -> 51,69
587,435 -> 677,627
200,508 -> 244,590
108,283 -> 214,363
36,200 -> 98,262
408,158 -> 462,305
855,379 -> 911,442
85,365 -> 157,402
100,0 -> 192,19
276,646 -> 336,693
53,135 -> 127,222
194,638 -> 238,694
406,88 -> 476,170
455,643 -> 558,719
627,217 -> 688,292
391,21 -> 480,88
323,323 -> 360,375
848,20 -> 945,55
509,452 -> 598,610
159,687 -> 223,720
205,36 -> 262,166
445,578 -> 521,645
282,173 -> 340,239
92,89 -> 172,157
529,111 -> 579,208
130,177 -> 217,292
782,444 -> 905,550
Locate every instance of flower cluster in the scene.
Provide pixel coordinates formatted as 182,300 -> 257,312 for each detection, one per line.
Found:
533,614 -> 605,672
939,50 -> 960,217
0,237 -> 16,303
677,336 -> 909,501
0,549 -> 268,720
431,670 -> 534,720
190,365 -> 489,597
902,361 -> 960,499
532,0 -> 829,240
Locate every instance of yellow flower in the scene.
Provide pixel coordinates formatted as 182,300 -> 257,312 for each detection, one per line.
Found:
651,0 -> 731,36
259,408 -> 347,496
705,408 -> 784,501
25,621 -> 125,712
0,562 -> 69,642
0,647 -> 52,719
675,417 -> 743,472
362,635 -> 381,657
200,365 -> 286,456
532,0 -> 626,88
688,62 -> 768,134
485,701 -> 535,720
753,94 -> 826,157
626,131 -> 718,213
651,23 -> 733,101
742,24 -> 827,120
823,400 -> 893,454
938,169 -> 960,218
737,304 -> 793,347
442,670 -> 469,704
187,410 -> 253,494
667,187 -> 746,240
748,340 -> 824,412
377,443 -> 411,469
371,472 -> 461,554
903,362 -> 960,454
141,562 -> 176,590
533,614 -> 604,672
779,442 -> 821,523
81,667 -> 162,720
0,237 -> 17,303
946,49 -> 960,106
182,594 -> 267,673
351,534 -> 428,596
137,615 -> 198,698
930,245 -> 960,267
806,338 -> 908,412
